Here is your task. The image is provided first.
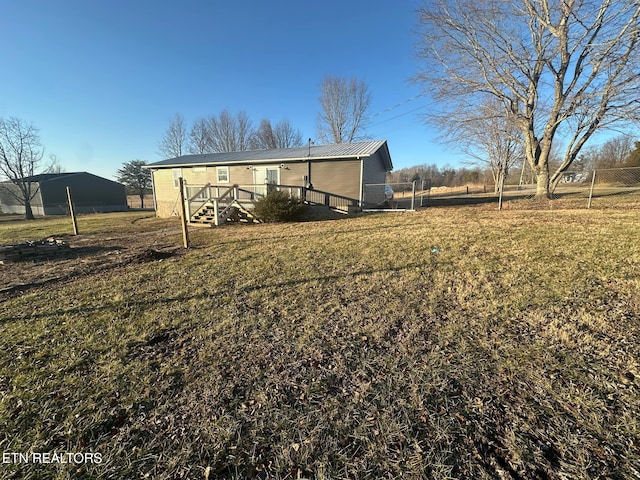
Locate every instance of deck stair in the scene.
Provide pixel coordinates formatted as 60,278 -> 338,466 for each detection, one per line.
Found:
190,199 -> 261,226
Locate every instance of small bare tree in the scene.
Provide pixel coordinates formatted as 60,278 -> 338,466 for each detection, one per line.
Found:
0,117 -> 45,220
45,154 -> 64,174
440,97 -> 524,193
415,0 -> 640,198
596,135 -> 635,169
158,113 -> 187,159
316,76 -> 371,144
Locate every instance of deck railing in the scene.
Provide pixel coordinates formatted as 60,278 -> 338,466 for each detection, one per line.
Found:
186,183 -> 360,222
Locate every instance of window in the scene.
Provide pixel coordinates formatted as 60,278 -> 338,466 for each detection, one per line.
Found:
216,166 -> 229,183
173,169 -> 182,188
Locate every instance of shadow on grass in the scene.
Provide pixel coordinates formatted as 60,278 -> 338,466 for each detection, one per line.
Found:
209,216 -> 433,248
3,259 -> 431,324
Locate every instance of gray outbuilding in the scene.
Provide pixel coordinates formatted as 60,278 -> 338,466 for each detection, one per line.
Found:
0,172 -> 128,216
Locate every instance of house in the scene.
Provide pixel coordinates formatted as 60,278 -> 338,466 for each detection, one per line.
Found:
146,140 -> 393,220
0,172 -> 128,216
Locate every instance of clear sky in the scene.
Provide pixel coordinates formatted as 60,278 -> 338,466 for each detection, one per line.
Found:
1,0 -> 463,181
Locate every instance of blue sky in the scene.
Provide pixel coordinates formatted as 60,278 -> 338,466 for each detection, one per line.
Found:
1,0 -> 461,180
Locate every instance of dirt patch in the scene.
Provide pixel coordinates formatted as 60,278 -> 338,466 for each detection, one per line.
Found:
0,228 -> 183,301
128,248 -> 179,264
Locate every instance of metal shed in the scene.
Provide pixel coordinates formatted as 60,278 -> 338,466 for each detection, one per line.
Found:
0,172 -> 128,216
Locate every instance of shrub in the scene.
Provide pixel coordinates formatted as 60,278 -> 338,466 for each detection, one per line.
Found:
253,190 -> 307,222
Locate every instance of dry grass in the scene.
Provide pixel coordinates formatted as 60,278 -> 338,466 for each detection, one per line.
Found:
0,203 -> 639,479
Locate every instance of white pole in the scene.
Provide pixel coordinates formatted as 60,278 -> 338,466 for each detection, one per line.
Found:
587,170 -> 596,209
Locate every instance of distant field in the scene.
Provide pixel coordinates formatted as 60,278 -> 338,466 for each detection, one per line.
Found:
126,194 -> 155,209
0,203 -> 639,479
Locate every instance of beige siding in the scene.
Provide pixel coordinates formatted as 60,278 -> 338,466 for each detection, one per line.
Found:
310,160 -> 361,200
152,169 -> 180,217
151,158 -> 378,217
280,163 -> 308,186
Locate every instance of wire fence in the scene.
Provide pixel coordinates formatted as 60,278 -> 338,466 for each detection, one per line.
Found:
363,182 -> 421,210
388,167 -> 640,210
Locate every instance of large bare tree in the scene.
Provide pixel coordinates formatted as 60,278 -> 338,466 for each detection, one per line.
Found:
158,113 -> 188,159
415,0 -> 640,197
252,119 -> 304,150
207,110 -> 254,152
0,117 -> 45,220
316,76 -> 372,144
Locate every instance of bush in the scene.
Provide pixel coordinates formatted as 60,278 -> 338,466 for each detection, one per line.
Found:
253,190 -> 307,222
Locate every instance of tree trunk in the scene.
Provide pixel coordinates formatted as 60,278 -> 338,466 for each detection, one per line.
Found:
24,200 -> 35,220
535,168 -> 551,198
139,193 -> 144,209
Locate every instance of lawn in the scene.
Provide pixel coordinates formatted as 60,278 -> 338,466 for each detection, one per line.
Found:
0,205 -> 639,479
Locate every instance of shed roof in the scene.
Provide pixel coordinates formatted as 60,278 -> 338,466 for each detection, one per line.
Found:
3,172 -> 123,186
11,173 -> 75,183
146,140 -> 393,170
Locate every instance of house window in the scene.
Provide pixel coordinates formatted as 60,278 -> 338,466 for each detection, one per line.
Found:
216,166 -> 229,183
173,169 -> 182,188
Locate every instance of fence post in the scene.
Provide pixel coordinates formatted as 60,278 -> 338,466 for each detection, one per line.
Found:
177,177 -> 190,248
587,170 -> 596,209
66,186 -> 79,235
411,180 -> 416,210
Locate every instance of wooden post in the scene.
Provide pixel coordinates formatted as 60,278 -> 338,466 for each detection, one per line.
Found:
177,177 -> 190,248
213,199 -> 219,226
66,186 -> 79,235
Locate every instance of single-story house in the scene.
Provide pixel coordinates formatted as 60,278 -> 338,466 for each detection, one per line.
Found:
0,172 -> 128,216
146,140 -> 393,218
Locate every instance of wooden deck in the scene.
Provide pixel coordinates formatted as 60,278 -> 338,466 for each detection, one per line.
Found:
185,184 -> 360,226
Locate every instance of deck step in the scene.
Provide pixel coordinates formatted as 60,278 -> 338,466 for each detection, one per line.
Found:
190,200 -> 261,225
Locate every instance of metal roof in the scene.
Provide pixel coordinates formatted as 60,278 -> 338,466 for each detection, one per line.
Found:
146,140 -> 393,170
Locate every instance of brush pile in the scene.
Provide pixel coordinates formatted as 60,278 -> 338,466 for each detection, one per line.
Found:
0,238 -> 70,263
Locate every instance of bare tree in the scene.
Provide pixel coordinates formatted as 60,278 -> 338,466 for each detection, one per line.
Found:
158,113 -> 187,159
415,0 -> 640,197
252,119 -> 277,150
597,135 -> 634,169
45,154 -> 64,174
441,97 -> 524,193
252,119 -> 304,150
316,76 -> 371,144
273,119 -> 304,148
188,118 -> 211,154
0,117 -> 45,220
208,110 -> 254,152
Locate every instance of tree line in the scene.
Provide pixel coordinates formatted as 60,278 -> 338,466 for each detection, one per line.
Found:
158,76 -> 372,159
158,112 -> 304,159
387,135 -> 640,192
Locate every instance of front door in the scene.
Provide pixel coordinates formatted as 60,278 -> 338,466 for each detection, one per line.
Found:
253,166 -> 280,196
